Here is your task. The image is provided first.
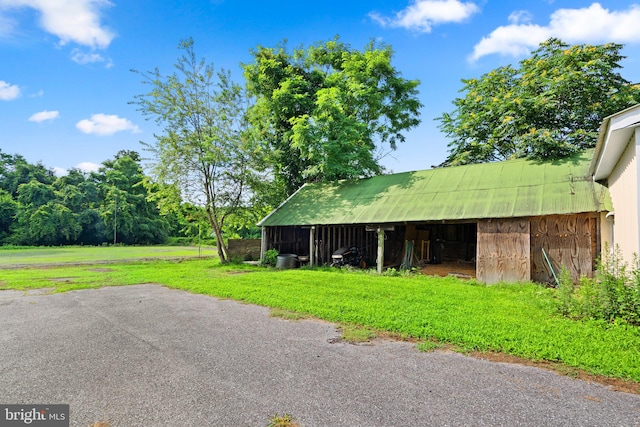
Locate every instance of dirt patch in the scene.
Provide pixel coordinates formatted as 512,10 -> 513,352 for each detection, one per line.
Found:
420,261 -> 476,279
87,268 -> 113,272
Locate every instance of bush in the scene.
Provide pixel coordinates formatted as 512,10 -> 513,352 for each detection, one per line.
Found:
261,248 -> 279,267
557,245 -> 640,325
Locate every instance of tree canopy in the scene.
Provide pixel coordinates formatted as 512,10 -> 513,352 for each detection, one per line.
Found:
243,37 -> 422,199
0,150 -> 171,246
132,39 -> 257,262
438,38 -> 640,166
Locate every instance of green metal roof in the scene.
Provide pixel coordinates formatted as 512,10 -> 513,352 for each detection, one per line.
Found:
258,150 -> 611,227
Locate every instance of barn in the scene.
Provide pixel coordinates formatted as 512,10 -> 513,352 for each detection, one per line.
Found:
258,148 -> 612,284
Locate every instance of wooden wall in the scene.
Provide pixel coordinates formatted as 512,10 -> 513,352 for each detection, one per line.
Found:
477,218 -> 530,284
530,214 -> 598,283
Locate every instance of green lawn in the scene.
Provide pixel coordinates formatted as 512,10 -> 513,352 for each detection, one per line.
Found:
0,245 -> 216,266
1,255 -> 638,385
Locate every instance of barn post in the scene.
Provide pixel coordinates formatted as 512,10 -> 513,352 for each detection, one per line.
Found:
309,226 -> 315,267
377,227 -> 385,274
260,227 -> 267,264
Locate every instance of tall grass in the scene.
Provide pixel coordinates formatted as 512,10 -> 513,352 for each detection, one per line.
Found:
558,246 -> 640,326
1,259 -> 639,382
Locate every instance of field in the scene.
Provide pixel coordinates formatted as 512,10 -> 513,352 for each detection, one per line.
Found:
0,245 -> 216,267
1,246 -> 639,390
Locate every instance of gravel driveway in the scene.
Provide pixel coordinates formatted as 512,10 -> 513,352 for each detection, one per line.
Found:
1,284 -> 639,426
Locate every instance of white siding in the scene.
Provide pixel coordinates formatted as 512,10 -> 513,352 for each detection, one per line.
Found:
607,130 -> 640,264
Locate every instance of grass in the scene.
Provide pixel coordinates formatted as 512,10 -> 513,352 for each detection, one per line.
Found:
1,255 -> 639,384
0,245 -> 215,267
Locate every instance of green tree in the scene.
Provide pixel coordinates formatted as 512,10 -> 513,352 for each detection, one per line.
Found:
243,36 -> 422,199
438,38 -> 640,165
0,151 -> 55,196
98,153 -> 169,245
132,38 -> 257,262
0,189 -> 17,242
54,169 -> 107,245
11,180 -> 81,245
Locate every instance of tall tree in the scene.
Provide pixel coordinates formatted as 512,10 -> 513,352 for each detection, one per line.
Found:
132,39 -> 256,262
243,37 -> 422,199
0,151 -> 55,196
0,189 -> 17,242
97,153 -> 169,245
54,169 -> 107,245
12,180 -> 81,246
438,38 -> 640,165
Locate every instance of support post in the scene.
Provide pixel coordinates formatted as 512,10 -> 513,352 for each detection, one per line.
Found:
309,226 -> 315,267
260,227 -> 267,264
377,227 -> 385,274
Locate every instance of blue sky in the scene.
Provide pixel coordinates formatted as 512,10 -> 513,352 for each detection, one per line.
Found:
2,0 -> 640,176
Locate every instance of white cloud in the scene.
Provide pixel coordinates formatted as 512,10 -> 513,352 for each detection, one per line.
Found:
471,3 -> 640,61
370,0 -> 480,32
75,161 -> 100,173
28,110 -> 59,122
508,10 -> 533,25
0,0 -> 115,49
53,166 -> 68,177
70,48 -> 111,66
76,113 -> 141,136
0,80 -> 20,100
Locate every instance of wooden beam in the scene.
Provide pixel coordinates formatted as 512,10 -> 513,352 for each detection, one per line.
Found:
377,228 -> 385,274
309,226 -> 315,267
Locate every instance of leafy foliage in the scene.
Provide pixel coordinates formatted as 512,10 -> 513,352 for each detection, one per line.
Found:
132,38 -> 258,262
0,149 -> 171,246
98,153 -> 169,245
558,246 -> 640,326
439,38 -> 640,165
261,248 -> 279,267
243,36 -> 422,199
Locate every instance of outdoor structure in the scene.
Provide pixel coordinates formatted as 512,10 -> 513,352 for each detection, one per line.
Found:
590,103 -> 640,266
258,149 -> 611,284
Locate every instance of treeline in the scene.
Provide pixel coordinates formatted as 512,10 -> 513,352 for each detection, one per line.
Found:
0,149 -> 260,246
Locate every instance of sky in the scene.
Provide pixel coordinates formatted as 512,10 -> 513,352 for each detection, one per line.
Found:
2,0 -> 640,176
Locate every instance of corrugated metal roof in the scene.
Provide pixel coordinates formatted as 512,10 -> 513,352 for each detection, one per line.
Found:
258,150 -> 611,227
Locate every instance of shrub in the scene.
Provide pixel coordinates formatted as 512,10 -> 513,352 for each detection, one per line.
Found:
261,248 -> 279,267
557,245 -> 640,325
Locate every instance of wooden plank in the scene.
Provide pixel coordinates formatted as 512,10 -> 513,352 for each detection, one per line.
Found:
530,214 -> 595,283
477,218 -> 530,284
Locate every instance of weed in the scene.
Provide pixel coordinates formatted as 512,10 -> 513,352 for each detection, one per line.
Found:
417,340 -> 445,352
340,324 -> 377,343
267,413 -> 299,427
270,308 -> 310,321
557,245 -> 640,325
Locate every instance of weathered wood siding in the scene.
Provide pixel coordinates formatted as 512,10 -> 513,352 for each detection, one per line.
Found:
477,219 -> 530,284
530,214 -> 598,283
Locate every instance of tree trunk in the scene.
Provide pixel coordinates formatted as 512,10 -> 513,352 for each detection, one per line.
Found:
213,224 -> 227,263
205,206 -> 228,263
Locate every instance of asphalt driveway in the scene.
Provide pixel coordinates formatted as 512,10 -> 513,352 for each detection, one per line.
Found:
0,284 -> 638,426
